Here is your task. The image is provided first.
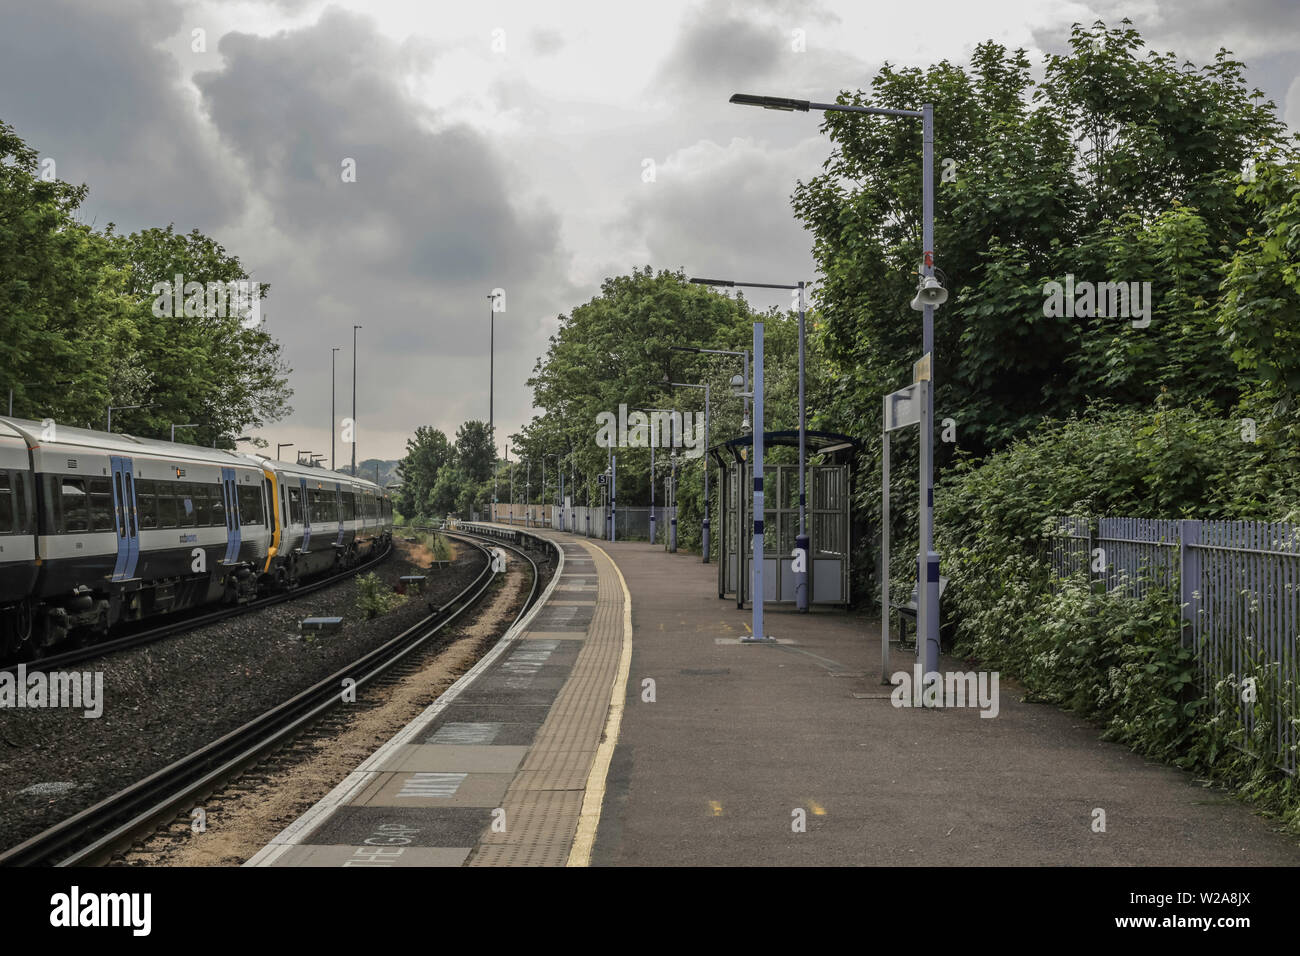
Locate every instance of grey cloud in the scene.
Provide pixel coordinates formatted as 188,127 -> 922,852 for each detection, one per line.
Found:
0,0 -> 244,231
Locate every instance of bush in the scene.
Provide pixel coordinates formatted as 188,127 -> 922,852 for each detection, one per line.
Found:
422,532 -> 452,562
356,572 -> 406,619
935,400 -> 1300,831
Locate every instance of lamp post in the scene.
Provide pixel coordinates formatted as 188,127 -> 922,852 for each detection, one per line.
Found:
661,382 -> 712,562
331,346 -> 340,470
637,407 -> 677,546
277,442 -> 294,461
171,423 -> 199,443
107,403 -> 156,433
351,325 -> 362,476
670,344 -> 750,430
543,453 -> 559,529
730,91 -> 943,665
683,277 -> 805,603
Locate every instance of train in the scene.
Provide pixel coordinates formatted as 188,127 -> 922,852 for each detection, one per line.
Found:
0,417 -> 393,659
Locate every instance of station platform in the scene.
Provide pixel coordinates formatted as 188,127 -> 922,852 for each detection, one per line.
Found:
250,527 -> 1300,867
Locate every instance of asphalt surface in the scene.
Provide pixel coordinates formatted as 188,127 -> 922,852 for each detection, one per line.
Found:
588,538 -> 1300,866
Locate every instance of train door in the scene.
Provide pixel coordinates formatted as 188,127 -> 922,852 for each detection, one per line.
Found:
299,477 -> 311,551
335,482 -> 344,547
220,467 -> 241,563
109,455 -> 140,580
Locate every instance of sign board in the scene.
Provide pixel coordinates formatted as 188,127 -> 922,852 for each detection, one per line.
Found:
564,496 -> 571,509
884,382 -> 925,432
913,352 -> 932,383
597,474 -> 608,485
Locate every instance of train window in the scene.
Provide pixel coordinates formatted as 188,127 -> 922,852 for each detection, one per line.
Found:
211,486 -> 226,529
137,479 -> 158,529
238,484 -> 262,526
91,477 -> 114,533
13,472 -> 27,534
60,477 -> 89,533
263,478 -> 273,527
288,486 -> 302,524
177,483 -> 196,528
192,484 -> 212,526
343,491 -> 355,521
0,473 -> 12,534
158,488 -> 179,529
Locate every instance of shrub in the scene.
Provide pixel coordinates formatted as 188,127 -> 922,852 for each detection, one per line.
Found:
356,572 -> 406,619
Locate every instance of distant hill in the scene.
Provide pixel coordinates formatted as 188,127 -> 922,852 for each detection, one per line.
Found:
340,458 -> 402,488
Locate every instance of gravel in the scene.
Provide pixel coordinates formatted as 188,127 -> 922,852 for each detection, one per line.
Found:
0,536 -> 489,852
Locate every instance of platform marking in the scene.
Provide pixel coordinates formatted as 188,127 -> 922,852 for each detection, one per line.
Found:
566,541 -> 633,867
429,722 -> 501,745
396,772 -> 466,799
709,800 -> 724,817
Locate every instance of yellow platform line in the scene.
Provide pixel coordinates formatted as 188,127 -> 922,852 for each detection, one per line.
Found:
566,541 -> 633,867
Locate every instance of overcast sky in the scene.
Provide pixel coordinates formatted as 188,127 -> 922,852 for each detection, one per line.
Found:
2,0 -> 1297,464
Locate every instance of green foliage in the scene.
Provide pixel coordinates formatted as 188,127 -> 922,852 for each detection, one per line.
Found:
421,532 -> 451,562
790,20 -> 1297,600
938,401 -> 1300,830
0,118 -> 292,441
1217,158 -> 1300,413
356,572 -> 406,619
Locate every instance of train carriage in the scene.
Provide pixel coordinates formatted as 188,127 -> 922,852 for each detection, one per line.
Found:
1,419 -> 271,649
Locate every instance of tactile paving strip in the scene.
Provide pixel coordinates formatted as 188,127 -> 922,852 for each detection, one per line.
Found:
467,538 -> 624,866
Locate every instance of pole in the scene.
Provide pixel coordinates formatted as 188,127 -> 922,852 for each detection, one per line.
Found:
881,411 -> 891,683
526,460 -> 531,527
743,321 -> 770,643
351,325 -> 361,476
919,102 -> 940,680
611,454 -> 617,544
488,295 -> 495,448
669,452 -> 677,553
702,382 -> 711,563
107,407 -> 112,433
795,280 -> 809,611
649,441 -> 656,544
331,347 -> 339,470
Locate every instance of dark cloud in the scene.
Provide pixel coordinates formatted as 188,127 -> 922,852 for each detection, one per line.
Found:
191,6 -> 571,457
0,0 -> 244,231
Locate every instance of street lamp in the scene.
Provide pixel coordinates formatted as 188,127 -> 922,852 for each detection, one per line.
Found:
659,381 -> 712,562
351,325 -> 362,476
171,423 -> 199,443
277,442 -> 294,461
670,343 -> 750,430
107,403 -> 157,433
331,346 -> 340,470
681,292 -> 771,643
731,90 -> 944,667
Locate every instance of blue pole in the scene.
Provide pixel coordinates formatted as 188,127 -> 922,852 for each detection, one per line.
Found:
743,321 -> 772,643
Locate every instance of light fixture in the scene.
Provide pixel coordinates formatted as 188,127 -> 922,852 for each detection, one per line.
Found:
910,275 -> 948,311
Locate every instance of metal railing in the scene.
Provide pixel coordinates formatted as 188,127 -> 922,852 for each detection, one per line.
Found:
1047,515 -> 1299,775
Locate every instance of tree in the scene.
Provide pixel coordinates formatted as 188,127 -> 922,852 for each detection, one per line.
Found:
394,426 -> 452,518
455,420 -> 495,484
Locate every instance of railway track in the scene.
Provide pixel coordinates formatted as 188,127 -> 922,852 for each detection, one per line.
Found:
0,528 -> 551,867
1,539 -> 396,674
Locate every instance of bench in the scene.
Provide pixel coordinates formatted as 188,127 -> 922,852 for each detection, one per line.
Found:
891,576 -> 949,649
299,616 -> 344,632
399,574 -> 427,592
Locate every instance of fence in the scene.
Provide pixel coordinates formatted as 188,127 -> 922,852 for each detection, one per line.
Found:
1047,516 -> 1299,775
488,502 -> 679,544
